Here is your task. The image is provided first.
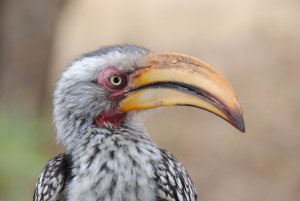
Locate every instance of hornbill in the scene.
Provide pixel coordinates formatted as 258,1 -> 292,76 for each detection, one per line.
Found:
33,44 -> 245,201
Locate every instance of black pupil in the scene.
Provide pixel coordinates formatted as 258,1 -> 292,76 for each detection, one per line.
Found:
113,76 -> 121,84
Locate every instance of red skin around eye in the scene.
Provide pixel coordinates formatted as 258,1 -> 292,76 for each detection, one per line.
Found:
96,67 -> 128,127
97,67 -> 128,98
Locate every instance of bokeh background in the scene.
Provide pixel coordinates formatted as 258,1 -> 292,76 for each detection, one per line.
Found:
0,0 -> 299,200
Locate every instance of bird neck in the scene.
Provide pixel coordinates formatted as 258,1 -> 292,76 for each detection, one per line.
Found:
66,123 -> 162,201
71,122 -> 152,153
56,111 -> 149,152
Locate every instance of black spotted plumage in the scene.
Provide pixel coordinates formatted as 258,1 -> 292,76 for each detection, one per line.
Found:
33,154 -> 71,201
34,149 -> 197,201
155,150 -> 197,201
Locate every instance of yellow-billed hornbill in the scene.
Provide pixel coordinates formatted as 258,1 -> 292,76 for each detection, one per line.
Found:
33,44 -> 244,201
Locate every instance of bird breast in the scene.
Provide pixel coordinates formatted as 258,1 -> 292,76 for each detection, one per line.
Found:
67,128 -> 162,201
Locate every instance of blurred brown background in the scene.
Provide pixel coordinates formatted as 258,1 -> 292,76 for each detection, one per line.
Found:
0,0 -> 299,200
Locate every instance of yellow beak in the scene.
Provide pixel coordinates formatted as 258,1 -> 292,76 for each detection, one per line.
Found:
119,52 -> 245,132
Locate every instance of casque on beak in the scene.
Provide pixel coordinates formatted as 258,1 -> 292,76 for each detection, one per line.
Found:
119,52 -> 245,132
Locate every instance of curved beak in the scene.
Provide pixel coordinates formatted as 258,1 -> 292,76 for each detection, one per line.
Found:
119,52 -> 245,132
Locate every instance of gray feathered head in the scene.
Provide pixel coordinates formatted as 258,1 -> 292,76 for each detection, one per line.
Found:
53,44 -> 245,149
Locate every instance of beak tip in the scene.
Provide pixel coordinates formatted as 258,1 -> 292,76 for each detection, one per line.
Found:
234,115 -> 245,133
228,107 -> 245,133
238,121 -> 246,133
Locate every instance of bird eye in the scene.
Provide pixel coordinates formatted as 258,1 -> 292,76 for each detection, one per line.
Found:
107,74 -> 127,89
109,75 -> 122,86
97,68 -> 128,91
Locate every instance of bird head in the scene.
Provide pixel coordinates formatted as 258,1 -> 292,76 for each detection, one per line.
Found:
54,44 -> 244,148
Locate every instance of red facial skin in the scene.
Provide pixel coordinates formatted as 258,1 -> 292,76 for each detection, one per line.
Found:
95,111 -> 127,127
95,67 -> 129,127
